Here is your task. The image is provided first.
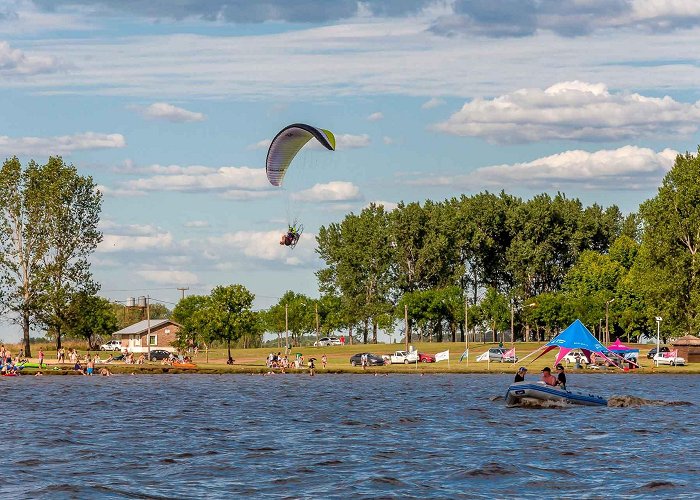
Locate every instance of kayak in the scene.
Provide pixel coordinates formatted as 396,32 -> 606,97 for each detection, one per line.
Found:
505,381 -> 607,407
2,373 -> 18,377
172,362 -> 197,369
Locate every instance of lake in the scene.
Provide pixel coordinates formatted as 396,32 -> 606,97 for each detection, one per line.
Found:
2,373 -> 698,498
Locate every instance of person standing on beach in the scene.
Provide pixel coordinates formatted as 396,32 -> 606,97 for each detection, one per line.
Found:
38,349 -> 45,368
86,358 -> 95,376
308,358 -> 315,376
321,354 -> 327,369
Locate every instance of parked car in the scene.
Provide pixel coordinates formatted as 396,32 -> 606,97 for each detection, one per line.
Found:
418,352 -> 436,363
560,349 -> 589,365
314,336 -> 342,347
389,350 -> 419,364
647,346 -> 670,359
349,353 -> 385,367
476,348 -> 518,363
653,352 -> 686,366
99,340 -> 122,351
149,349 -> 173,361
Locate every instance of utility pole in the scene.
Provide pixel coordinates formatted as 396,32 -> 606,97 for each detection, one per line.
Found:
510,301 -> 515,349
315,303 -> 320,347
146,295 -> 151,361
177,287 -> 189,300
285,303 -> 289,354
605,298 -> 615,344
404,304 -> 409,352
465,296 -> 469,350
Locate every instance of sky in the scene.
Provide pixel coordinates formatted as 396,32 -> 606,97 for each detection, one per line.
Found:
1,0 -> 700,342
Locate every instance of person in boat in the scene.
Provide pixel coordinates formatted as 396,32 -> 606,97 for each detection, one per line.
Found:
555,364 -> 567,390
541,367 -> 559,387
514,366 -> 527,382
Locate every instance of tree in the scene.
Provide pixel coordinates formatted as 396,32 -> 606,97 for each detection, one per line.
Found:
202,285 -> 257,362
0,156 -> 102,356
636,148 -> 700,335
264,291 -> 315,347
172,295 -> 209,348
64,293 -> 119,349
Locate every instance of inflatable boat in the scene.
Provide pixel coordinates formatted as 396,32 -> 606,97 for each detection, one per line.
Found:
505,381 -> 607,407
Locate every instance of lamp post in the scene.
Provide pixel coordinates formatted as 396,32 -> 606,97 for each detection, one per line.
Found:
285,303 -> 289,354
655,316 -> 662,367
605,298 -> 615,344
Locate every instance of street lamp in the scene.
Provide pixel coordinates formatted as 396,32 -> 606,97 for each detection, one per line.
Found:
655,316 -> 662,367
605,298 -> 615,344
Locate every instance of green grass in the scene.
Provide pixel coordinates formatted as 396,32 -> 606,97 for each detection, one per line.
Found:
13,341 -> 698,375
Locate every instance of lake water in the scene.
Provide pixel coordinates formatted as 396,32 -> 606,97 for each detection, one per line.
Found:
2,373 -> 698,499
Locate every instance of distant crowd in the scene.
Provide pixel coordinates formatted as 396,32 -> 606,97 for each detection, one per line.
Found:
265,352 -> 327,375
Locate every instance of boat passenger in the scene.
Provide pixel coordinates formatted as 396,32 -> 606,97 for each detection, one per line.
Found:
541,367 -> 558,386
556,364 -> 567,390
514,366 -> 527,382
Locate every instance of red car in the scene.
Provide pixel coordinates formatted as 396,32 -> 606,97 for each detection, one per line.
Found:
418,352 -> 436,363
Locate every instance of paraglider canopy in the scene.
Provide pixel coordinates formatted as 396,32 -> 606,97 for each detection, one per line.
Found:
266,123 -> 335,187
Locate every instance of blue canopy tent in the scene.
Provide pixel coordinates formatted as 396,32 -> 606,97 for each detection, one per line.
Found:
520,319 -> 620,367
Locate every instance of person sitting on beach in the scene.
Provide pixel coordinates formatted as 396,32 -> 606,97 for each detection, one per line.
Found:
514,366 -> 527,382
74,361 -> 86,375
541,367 -> 558,386
226,356 -> 234,365
105,354 -> 114,363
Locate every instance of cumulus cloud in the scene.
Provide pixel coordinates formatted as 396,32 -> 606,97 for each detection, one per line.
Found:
434,81 -> 700,143
422,97 -> 445,109
136,269 -> 198,285
409,146 -> 677,191
367,111 -> 384,121
0,41 -> 61,75
98,222 -> 173,253
123,165 -> 270,193
247,139 -> 271,150
292,181 -> 362,203
365,200 -> 398,211
382,136 -> 394,145
0,132 -> 125,156
137,102 -> 205,122
335,134 -> 371,149
206,230 -> 317,266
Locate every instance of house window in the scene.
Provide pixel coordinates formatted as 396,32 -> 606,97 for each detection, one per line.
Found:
148,335 -> 157,346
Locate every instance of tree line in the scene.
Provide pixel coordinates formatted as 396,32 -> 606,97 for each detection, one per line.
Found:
3,148 -> 699,351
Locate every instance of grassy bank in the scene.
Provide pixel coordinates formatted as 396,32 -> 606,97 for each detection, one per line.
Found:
8,341 -> 699,375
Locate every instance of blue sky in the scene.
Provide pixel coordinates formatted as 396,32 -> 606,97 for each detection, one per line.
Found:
2,0 -> 700,342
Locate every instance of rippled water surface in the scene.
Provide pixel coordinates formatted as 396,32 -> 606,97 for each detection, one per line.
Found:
2,373 -> 698,499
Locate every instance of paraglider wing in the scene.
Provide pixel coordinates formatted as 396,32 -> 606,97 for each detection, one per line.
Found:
265,123 -> 335,187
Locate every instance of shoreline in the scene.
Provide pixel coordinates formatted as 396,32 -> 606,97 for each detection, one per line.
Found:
14,364 -> 700,376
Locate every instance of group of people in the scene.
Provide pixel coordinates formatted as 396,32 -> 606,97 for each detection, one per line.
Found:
265,352 -> 327,375
514,363 -> 567,390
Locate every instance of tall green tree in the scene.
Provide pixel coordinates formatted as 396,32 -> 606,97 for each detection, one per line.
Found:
0,156 -> 102,356
64,293 -> 119,349
265,291 -> 315,347
201,285 -> 257,362
172,295 -> 209,348
636,148 -> 700,334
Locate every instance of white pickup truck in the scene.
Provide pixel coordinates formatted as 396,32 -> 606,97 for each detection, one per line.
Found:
389,350 -> 419,364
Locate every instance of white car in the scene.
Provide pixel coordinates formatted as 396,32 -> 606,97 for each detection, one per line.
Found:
560,349 -> 589,365
389,350 -> 419,364
476,348 -> 518,363
653,353 -> 686,366
100,339 -> 122,351
314,336 -> 342,347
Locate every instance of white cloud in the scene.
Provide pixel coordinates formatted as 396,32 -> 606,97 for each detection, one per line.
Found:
365,200 -> 398,211
123,166 -> 270,192
184,220 -> 210,228
334,134 -> 371,149
421,97 -> 445,109
382,136 -> 394,145
137,102 -> 205,122
367,111 -> 384,121
207,230 -> 317,266
410,146 -> 677,191
247,139 -> 271,150
0,40 -> 61,75
0,132 -> 125,156
292,181 -> 362,202
136,269 -> 198,285
434,81 -> 700,143
98,222 -> 173,253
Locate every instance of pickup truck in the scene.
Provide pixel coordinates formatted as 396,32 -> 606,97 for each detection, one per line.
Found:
389,350 -> 419,364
